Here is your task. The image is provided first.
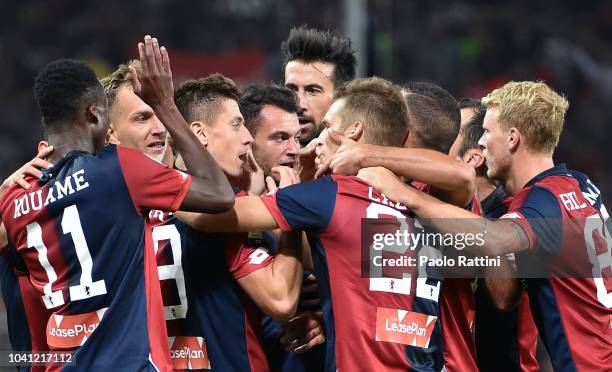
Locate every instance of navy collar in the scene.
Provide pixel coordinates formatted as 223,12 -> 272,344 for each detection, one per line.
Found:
524,163 -> 567,188
38,150 -> 89,185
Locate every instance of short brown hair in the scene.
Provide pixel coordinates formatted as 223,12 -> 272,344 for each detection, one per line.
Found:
333,77 -> 408,147
174,73 -> 241,124
100,60 -> 141,120
482,81 -> 569,155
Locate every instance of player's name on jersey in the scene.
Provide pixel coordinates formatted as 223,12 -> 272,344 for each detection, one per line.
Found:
13,169 -> 90,219
371,255 -> 501,268
368,187 -> 408,210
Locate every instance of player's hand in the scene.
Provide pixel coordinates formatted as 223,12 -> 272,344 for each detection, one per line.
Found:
315,129 -> 365,178
300,274 -> 321,309
318,129 -> 366,177
266,166 -> 299,192
279,311 -> 326,354
0,146 -> 54,193
357,166 -> 410,203
297,137 -> 322,182
243,150 -> 266,196
131,35 -> 174,109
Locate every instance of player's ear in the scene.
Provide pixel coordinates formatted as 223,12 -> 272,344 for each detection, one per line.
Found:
107,123 -> 120,145
85,103 -> 103,127
403,130 -> 413,148
508,127 -> 520,152
463,148 -> 485,169
345,121 -> 364,141
190,121 -> 208,146
37,140 -> 50,153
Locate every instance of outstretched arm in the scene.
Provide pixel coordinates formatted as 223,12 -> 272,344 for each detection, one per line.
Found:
177,195 -> 279,232
133,35 -> 233,213
357,167 -> 530,257
176,165 -> 302,233
317,130 -> 475,207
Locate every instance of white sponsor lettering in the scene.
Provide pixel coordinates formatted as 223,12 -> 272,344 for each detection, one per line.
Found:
385,319 -> 427,336
170,347 -> 206,359
48,323 -> 99,338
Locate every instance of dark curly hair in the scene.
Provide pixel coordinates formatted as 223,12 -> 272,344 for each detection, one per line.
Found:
33,59 -> 103,130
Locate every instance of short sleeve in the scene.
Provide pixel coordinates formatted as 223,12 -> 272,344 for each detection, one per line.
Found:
225,234 -> 273,279
501,186 -> 563,255
117,146 -> 192,215
259,176 -> 338,233
410,181 -> 432,194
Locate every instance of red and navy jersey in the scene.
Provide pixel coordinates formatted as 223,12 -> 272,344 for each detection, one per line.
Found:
0,145 -> 192,371
438,279 -> 477,372
1,239 -> 53,372
0,246 -> 31,353
474,186 -> 540,372
259,234 -> 326,372
503,164 -> 612,371
261,175 -> 443,372
149,207 -> 273,372
412,182 -> 477,372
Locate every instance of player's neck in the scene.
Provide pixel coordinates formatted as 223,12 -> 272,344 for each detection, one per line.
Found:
505,154 -> 554,196
476,176 -> 497,202
46,130 -> 97,163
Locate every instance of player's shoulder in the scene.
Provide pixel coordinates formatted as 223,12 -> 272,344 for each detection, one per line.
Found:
527,164 -> 594,194
330,174 -> 373,195
277,174 -> 339,198
509,165 -> 583,218
524,164 -> 603,211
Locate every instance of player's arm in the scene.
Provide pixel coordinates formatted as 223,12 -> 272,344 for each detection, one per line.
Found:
133,35 -> 233,213
484,254 -> 523,310
177,196 -> 279,232
357,167 -> 529,257
279,311 -> 326,353
484,277 -> 523,311
0,222 -> 7,253
237,232 -> 303,321
317,130 -> 475,207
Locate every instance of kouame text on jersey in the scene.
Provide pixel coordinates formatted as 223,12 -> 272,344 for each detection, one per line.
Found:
149,201 -> 273,372
502,164 -> 612,372
0,145 -> 192,371
260,175 -> 443,372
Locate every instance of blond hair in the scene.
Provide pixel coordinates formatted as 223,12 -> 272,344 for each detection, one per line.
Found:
482,81 -> 569,154
100,60 -> 142,119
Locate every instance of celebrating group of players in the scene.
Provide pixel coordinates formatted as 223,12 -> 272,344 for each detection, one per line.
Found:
0,25 -> 610,372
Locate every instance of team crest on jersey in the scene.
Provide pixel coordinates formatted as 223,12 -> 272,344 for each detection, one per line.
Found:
169,336 -> 211,370
46,307 -> 108,348
375,307 -> 437,348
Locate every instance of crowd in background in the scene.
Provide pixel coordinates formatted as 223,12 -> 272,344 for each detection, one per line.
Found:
1,0 -> 611,365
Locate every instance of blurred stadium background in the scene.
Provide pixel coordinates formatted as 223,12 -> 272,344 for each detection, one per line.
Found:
1,1 -> 611,370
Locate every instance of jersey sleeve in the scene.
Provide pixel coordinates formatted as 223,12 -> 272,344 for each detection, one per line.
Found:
225,234 -> 273,279
259,176 -> 338,233
501,186 -> 563,255
411,181 -> 432,194
117,146 -> 192,215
